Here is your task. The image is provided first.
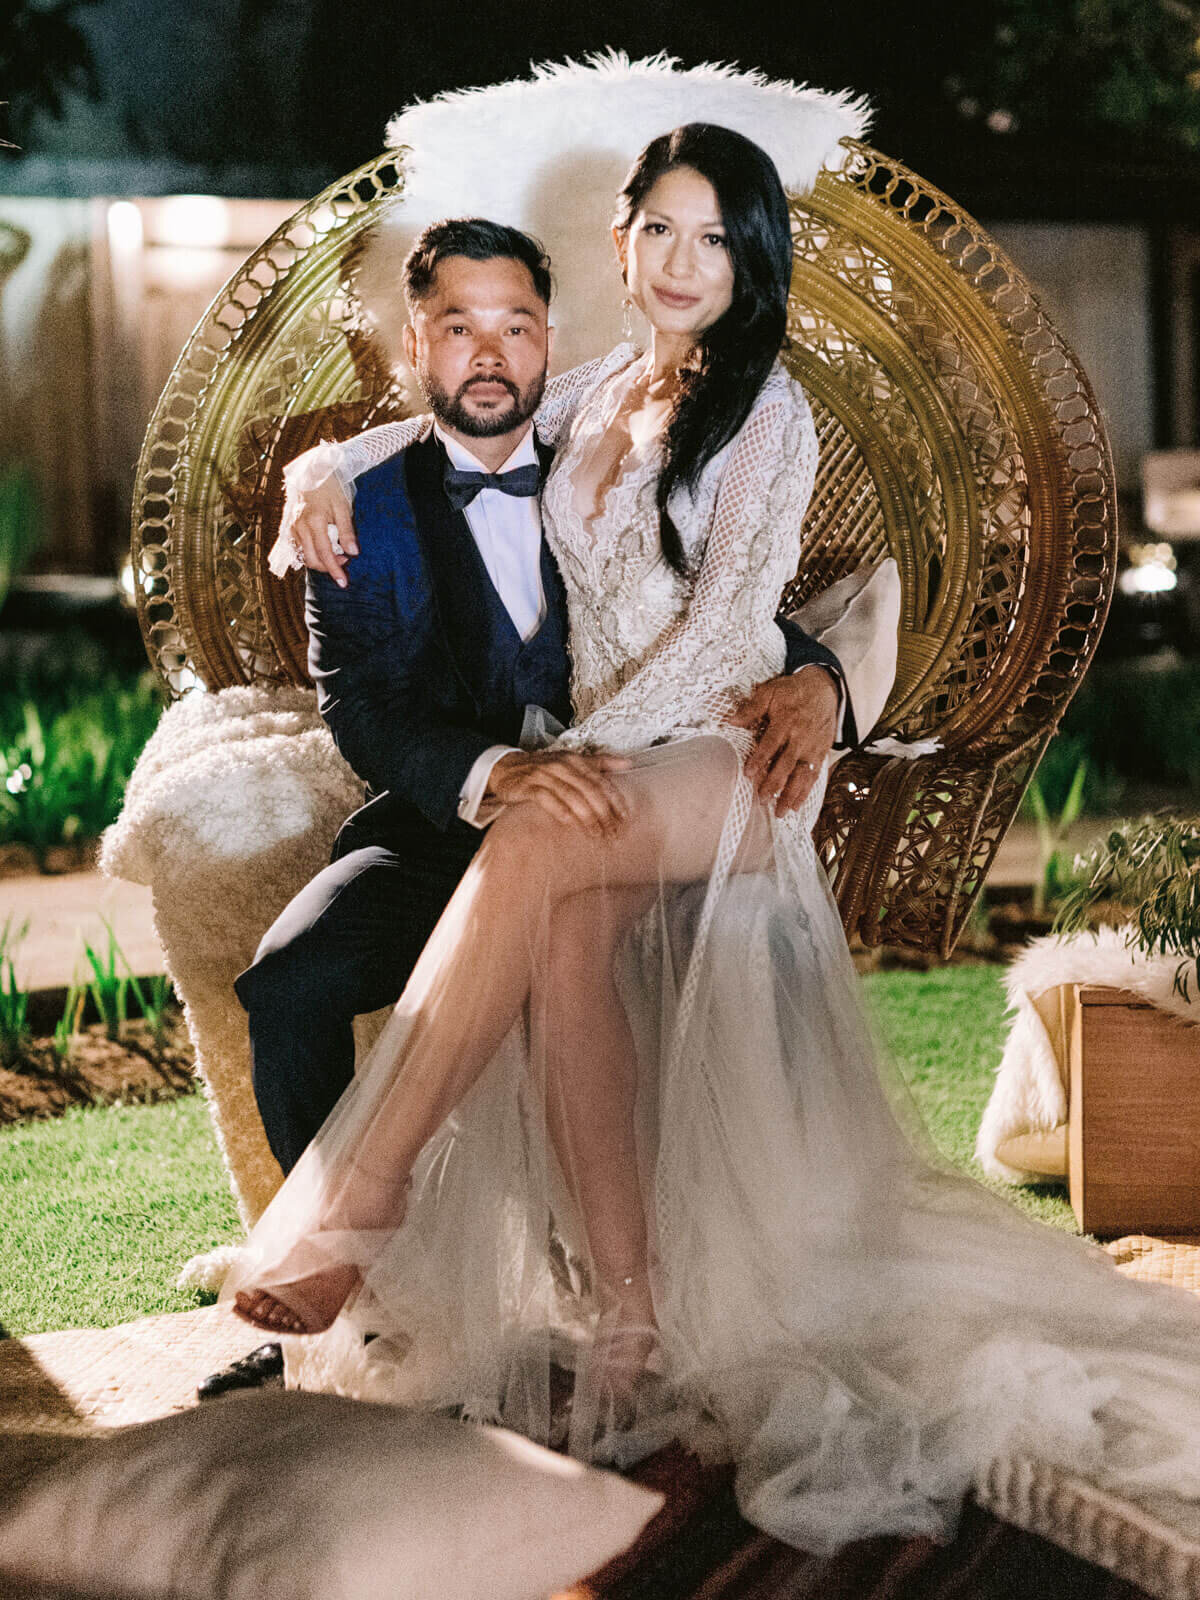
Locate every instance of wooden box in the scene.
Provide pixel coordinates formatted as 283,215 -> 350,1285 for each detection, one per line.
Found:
1069,984 -> 1200,1237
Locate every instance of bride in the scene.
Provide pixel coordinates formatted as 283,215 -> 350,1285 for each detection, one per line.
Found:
224,122 -> 1200,1552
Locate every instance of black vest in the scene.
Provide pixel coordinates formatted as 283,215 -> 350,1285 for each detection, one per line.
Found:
412,432 -> 573,746
442,532 -> 572,745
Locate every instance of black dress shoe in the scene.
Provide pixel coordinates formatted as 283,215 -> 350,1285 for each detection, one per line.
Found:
197,1342 -> 284,1400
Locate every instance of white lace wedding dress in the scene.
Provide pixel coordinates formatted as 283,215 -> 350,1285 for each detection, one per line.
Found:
229,346 -> 1200,1554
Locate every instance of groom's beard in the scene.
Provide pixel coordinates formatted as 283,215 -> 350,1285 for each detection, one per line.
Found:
419,364 -> 547,438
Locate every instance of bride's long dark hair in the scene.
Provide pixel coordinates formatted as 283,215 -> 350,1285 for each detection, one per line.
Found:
614,123 -> 793,577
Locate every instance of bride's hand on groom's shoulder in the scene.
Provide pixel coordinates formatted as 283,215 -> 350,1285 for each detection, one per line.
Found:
279,472 -> 359,589
728,671 -> 839,817
485,750 -> 634,837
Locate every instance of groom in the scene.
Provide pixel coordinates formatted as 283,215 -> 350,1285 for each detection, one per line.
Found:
203,217 -> 854,1392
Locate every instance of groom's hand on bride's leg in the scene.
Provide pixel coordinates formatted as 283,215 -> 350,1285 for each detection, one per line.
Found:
729,671 -> 839,817
485,750 -> 633,837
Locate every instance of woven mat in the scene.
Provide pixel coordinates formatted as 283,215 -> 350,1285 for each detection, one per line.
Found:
1106,1235 -> 1200,1293
3,1238 -> 1197,1439
0,1306 -> 264,1438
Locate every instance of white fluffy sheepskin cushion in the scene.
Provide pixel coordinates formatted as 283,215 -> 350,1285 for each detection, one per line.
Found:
976,929 -> 1200,1183
358,52 -> 873,378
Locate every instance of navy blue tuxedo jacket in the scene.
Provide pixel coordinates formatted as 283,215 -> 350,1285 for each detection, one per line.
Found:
306,426 -> 856,859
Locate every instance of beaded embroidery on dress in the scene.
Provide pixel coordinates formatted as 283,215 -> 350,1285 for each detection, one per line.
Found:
238,348 -> 1200,1555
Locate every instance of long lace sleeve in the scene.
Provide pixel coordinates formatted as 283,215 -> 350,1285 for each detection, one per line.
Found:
266,416 -> 430,577
310,417 -> 429,502
558,373 -> 818,752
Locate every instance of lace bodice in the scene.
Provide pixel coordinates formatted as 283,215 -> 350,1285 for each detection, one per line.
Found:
544,348 -> 818,752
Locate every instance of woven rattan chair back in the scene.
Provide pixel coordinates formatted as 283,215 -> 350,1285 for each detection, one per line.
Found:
130,142 -> 1117,955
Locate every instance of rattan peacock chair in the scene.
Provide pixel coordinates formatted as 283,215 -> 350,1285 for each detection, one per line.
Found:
109,129 -> 1116,1229
131,140 -> 1115,949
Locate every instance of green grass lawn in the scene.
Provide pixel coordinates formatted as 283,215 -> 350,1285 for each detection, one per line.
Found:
0,966 -> 1075,1339
0,1095 -> 241,1337
863,965 -> 1073,1229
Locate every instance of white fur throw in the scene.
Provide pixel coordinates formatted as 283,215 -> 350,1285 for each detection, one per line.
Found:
101,686 -> 365,1226
357,52 -> 873,378
977,929 -> 1200,1183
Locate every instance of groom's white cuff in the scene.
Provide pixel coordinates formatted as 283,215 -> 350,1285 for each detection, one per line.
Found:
458,744 -> 519,829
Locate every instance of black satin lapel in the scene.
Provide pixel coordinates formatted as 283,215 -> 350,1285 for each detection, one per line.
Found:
539,533 -> 568,632
532,433 -> 568,633
534,430 -> 556,481
404,433 -> 498,704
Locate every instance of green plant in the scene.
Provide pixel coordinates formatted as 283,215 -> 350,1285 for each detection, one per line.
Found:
81,921 -> 174,1046
81,924 -> 134,1041
137,972 -> 175,1052
0,674 -> 162,864
52,977 -> 86,1074
0,1 -> 101,150
0,462 -> 40,613
1054,662 -> 1200,796
0,914 -> 30,1068
1021,730 -> 1126,821
950,0 -> 1200,149
1026,755 -> 1089,917
1056,814 -> 1200,998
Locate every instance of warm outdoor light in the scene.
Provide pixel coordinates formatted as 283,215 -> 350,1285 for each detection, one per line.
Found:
106,199 -> 143,256
152,195 -> 233,250
1119,541 -> 1179,595
1143,450 -> 1200,541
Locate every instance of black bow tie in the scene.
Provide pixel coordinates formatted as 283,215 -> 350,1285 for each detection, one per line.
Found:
443,461 -> 541,512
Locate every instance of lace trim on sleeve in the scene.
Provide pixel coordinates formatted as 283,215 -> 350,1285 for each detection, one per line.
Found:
558,371 -> 818,750
314,417 -> 429,505
267,416 -> 429,578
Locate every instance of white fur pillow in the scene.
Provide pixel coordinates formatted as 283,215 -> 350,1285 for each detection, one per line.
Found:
789,557 -> 901,749
0,1391 -> 664,1600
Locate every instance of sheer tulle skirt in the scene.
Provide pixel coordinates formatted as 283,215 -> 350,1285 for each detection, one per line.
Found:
222,736 -> 1200,1552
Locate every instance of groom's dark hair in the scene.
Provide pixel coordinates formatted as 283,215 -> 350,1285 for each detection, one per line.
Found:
403,218 -> 554,309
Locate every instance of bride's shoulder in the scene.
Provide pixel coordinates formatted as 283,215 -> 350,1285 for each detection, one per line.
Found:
735,360 -> 813,449
754,358 -> 812,417
581,341 -> 641,390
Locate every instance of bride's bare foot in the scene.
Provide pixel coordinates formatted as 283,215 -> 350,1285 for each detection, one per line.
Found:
232,1263 -> 362,1336
592,1270 -> 662,1427
231,1174 -> 412,1337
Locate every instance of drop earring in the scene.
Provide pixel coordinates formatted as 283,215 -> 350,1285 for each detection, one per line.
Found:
621,294 -> 635,343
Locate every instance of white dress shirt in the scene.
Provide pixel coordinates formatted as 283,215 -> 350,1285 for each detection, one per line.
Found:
437,424 -> 546,826
436,423 -> 545,641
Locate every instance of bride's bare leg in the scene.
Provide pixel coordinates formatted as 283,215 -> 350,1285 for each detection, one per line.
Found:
534,887 -> 659,1297
532,885 -> 662,1415
238,740 -> 768,1334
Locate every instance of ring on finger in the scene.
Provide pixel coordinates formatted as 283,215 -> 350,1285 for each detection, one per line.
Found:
326,522 -> 344,555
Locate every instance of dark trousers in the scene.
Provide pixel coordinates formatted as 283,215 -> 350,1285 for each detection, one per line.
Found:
234,826 -> 482,1174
